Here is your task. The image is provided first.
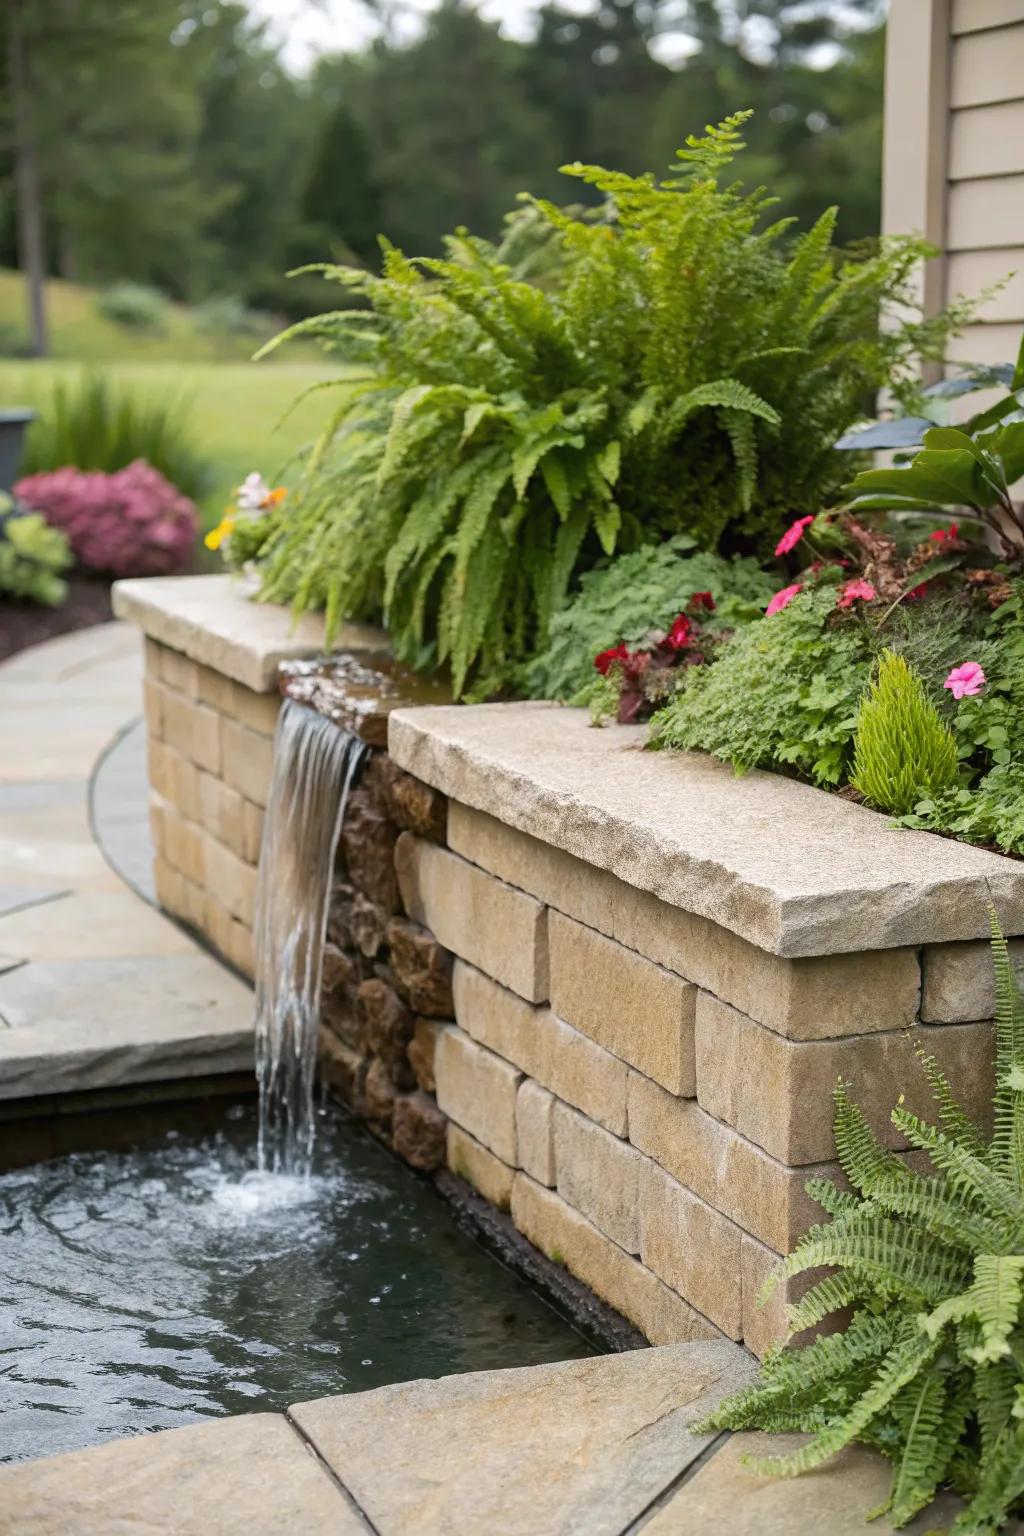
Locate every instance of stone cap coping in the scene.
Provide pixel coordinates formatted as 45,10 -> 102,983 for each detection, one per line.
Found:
112,574 -> 387,693
388,701 -> 1024,958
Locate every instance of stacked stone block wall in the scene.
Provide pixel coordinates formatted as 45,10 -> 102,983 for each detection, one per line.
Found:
143,638 -> 275,977
395,806 -> 997,1359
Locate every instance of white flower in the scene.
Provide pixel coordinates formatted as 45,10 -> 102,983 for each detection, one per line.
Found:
236,472 -> 270,512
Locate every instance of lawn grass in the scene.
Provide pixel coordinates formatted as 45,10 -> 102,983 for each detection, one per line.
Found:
0,267 -> 292,363
0,359 -> 343,529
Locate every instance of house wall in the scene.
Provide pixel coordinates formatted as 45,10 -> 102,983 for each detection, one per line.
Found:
884,0 -> 1024,368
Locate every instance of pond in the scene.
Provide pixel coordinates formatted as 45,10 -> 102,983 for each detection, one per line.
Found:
0,1103 -> 595,1464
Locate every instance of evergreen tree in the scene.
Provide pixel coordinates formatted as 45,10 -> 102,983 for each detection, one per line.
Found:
299,102 -> 381,265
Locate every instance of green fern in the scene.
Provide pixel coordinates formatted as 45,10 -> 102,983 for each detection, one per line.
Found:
242,112 -> 959,697
703,917 -> 1024,1533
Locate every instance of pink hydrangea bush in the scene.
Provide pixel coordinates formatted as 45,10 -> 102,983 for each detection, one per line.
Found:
14,461 -> 198,577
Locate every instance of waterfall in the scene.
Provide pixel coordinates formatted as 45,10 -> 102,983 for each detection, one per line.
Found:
253,699 -> 366,1176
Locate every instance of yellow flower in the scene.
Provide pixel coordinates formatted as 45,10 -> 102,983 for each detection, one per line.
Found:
204,515 -> 236,551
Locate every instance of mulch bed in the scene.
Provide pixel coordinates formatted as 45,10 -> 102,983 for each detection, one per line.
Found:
0,573 -> 115,664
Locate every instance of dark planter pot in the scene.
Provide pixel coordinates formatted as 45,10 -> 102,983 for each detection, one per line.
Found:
0,409 -> 36,495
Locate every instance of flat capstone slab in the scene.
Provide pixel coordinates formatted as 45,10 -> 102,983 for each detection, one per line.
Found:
112,574 -> 387,694
643,1431 -> 964,1533
290,1339 -> 756,1536
0,1412 -> 363,1536
388,702 -> 1024,957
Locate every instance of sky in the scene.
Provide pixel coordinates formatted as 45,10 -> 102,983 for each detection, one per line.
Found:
247,0 -> 880,71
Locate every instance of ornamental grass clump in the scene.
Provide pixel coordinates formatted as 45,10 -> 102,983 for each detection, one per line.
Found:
852,650 -> 960,815
704,917 -> 1024,1534
239,112 -> 958,698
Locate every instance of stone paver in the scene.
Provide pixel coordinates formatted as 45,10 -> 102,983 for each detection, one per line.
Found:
642,1431 -> 963,1534
291,1341 -> 755,1536
390,702 -> 1024,956
0,623 -> 253,1103
0,1412 -> 364,1535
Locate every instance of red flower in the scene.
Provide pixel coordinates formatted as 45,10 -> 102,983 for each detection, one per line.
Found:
930,523 -> 960,543
594,643 -> 629,676
836,578 -> 876,610
774,516 -> 814,557
688,591 -> 716,612
665,613 -> 692,650
906,582 -> 928,601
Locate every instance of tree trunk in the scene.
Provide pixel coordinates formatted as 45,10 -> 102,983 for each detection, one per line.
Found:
8,0 -> 48,357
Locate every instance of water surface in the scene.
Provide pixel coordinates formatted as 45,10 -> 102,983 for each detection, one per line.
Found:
0,1105 -> 594,1463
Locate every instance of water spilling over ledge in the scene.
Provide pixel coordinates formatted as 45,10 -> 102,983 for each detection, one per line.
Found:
254,700 -> 366,1176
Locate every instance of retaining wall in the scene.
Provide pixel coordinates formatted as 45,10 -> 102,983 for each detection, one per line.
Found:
115,576 -> 1024,1357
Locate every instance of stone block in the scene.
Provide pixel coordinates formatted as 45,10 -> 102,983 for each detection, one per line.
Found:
548,912 -> 695,1093
922,937 -> 1024,1023
366,753 -> 447,842
638,1158 -> 744,1339
349,890 -> 388,958
318,1026 -> 365,1105
695,992 -> 995,1165
197,771 -> 247,860
626,1072 -> 838,1253
511,1175 -> 725,1347
393,1091 -> 447,1171
363,1055 -> 397,1127
227,918 -> 254,978
357,977 -> 415,1085
386,916 -> 454,1015
162,690 -> 221,774
340,788 -> 400,911
397,834 -> 548,1003
143,675 -> 168,740
203,835 -> 258,927
160,645 -> 200,699
197,666 -> 281,736
453,961 -> 628,1135
516,1078 -> 555,1187
434,1026 -> 521,1164
147,737 -> 200,821
243,800 -> 264,865
448,805 -> 921,1039
153,852 -> 183,917
448,1123 -> 514,1209
408,1017 -> 442,1093
553,1100 -> 642,1253
321,944 -> 361,1048
738,1235 -> 844,1361
153,796 -> 205,888
221,718 -> 275,809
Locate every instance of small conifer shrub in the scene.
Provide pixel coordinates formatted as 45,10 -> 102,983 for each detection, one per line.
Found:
704,917 -> 1024,1534
852,650 -> 959,815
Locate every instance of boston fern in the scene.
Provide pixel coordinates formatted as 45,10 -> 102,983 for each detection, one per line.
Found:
705,918 -> 1024,1533
243,112 -> 954,697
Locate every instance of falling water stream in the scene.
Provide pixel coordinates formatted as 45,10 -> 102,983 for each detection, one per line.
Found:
253,699 -> 366,1176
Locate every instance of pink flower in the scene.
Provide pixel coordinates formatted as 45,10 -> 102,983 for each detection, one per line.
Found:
774,516 -> 814,557
930,522 -> 960,544
665,613 -> 692,650
836,578 -> 877,610
944,662 -> 986,700
765,583 -> 802,616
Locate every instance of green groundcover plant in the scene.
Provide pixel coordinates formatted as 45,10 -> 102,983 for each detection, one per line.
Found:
703,918 -> 1024,1534
0,501 -> 71,606
852,650 -> 960,815
235,112 -> 958,698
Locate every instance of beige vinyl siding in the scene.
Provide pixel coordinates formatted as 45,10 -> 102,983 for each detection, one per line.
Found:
949,101 -> 1024,180
951,23 -> 1024,107
953,0 -> 1024,31
885,0 -> 1024,374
